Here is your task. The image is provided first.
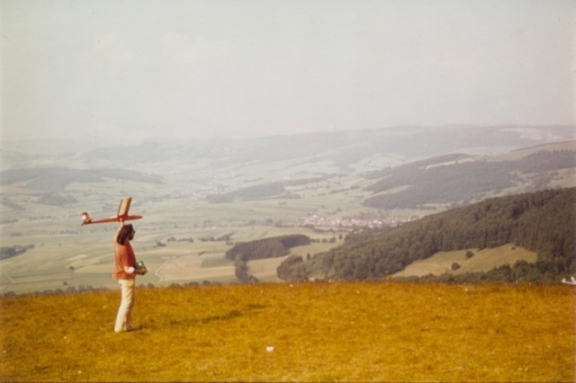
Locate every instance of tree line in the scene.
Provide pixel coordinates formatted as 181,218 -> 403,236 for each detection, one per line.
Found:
225,234 -> 311,283
226,234 -> 311,262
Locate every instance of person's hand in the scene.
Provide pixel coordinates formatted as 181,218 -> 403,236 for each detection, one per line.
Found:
138,268 -> 148,275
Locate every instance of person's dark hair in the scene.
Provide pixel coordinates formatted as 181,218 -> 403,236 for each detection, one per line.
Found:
117,224 -> 134,245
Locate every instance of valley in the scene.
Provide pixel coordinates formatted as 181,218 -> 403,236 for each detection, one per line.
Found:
1,125 -> 575,294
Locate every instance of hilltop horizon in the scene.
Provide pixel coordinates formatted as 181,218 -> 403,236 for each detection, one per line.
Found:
2,123 -> 575,147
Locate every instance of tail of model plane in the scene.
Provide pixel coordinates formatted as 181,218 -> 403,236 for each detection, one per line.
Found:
81,212 -> 92,225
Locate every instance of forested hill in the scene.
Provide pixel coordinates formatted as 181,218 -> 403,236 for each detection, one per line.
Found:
363,149 -> 576,209
278,187 -> 575,283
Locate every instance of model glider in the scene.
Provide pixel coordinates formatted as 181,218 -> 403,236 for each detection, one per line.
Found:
81,197 -> 143,226
561,276 -> 576,285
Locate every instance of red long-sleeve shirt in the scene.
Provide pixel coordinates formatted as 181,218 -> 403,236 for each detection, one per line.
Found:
113,241 -> 136,280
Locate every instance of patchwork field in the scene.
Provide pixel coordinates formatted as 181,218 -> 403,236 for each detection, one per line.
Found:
0,282 -> 573,382
393,244 -> 538,278
0,209 -> 350,294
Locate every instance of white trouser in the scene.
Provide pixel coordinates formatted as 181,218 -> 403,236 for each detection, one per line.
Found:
115,278 -> 135,332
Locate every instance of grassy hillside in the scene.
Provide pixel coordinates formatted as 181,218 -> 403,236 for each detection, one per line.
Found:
363,145 -> 576,209
393,244 -> 537,278
1,282 -> 574,382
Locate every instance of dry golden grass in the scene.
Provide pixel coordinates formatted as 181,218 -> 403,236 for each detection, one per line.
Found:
1,282 -> 574,382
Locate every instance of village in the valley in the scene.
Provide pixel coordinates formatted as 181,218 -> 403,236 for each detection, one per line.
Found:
298,214 -> 421,229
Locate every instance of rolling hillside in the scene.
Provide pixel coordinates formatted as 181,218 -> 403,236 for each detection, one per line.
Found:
392,245 -> 538,278
1,127 -> 575,293
363,146 -> 576,209
278,187 -> 576,283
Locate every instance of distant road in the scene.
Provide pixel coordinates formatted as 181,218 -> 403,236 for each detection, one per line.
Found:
155,256 -> 177,283
0,272 -> 16,292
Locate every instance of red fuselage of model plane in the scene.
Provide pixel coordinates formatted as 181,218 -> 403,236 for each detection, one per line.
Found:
81,197 -> 143,226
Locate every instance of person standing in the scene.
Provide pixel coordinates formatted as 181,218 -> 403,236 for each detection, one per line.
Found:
113,224 -> 146,332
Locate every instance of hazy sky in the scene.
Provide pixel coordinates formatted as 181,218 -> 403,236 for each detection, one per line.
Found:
1,0 -> 574,141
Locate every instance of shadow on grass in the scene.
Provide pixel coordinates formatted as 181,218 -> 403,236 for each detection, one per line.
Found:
164,304 -> 269,327
201,310 -> 242,324
168,310 -> 244,326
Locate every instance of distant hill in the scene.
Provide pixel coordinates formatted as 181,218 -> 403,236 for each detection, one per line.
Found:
3,125 -> 574,172
363,146 -> 576,209
0,167 -> 162,193
278,187 -> 576,283
201,140 -> 576,207
206,177 -> 328,203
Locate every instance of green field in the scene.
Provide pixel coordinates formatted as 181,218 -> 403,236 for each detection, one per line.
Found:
393,244 -> 538,278
1,282 -> 573,382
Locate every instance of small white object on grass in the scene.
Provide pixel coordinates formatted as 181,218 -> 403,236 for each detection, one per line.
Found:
266,346 -> 275,352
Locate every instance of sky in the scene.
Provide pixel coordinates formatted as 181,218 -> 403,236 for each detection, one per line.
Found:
1,0 -> 574,141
